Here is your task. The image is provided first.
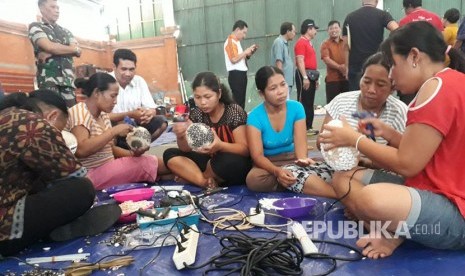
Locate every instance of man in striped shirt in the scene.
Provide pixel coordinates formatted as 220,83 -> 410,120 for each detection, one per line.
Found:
224,20 -> 258,109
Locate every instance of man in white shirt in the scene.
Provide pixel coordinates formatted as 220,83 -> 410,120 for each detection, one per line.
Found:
109,49 -> 167,147
224,20 -> 258,109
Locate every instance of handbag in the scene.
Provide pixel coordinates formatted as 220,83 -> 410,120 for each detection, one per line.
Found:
306,69 -> 320,81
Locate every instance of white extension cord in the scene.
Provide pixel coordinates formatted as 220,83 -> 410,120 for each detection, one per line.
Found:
290,222 -> 318,255
172,224 -> 199,270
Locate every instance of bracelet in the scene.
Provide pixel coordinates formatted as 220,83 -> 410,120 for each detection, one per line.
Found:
355,134 -> 366,151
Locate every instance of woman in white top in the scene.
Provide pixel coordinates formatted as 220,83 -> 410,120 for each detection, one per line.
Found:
285,53 -> 408,196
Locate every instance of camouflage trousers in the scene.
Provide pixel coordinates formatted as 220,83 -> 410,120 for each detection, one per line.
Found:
40,83 -> 76,108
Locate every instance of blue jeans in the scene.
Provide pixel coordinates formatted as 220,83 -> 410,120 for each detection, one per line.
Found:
404,188 -> 465,250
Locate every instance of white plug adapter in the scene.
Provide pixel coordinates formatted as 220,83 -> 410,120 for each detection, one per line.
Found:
248,207 -> 265,225
172,224 -> 199,270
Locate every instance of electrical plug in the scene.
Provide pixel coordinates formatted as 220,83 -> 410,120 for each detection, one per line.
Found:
172,224 -> 199,270
248,204 -> 265,225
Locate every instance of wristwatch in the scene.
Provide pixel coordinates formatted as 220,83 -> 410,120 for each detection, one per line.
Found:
303,75 -> 309,80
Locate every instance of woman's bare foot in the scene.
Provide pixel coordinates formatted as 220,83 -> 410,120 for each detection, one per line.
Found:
344,208 -> 358,221
356,233 -> 404,259
206,177 -> 218,190
174,175 -> 188,183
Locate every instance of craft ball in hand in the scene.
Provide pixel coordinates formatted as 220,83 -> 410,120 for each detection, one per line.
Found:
320,119 -> 359,171
186,123 -> 214,150
126,126 -> 151,150
61,130 -> 78,154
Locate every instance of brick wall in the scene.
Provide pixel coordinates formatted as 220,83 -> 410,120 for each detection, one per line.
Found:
0,19 -> 180,104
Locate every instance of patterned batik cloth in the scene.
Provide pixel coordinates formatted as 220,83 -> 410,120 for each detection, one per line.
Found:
282,162 -> 334,193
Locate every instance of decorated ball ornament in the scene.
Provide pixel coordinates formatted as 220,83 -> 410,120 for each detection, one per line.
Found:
186,123 -> 214,150
61,130 -> 78,154
320,119 -> 359,171
126,126 -> 151,150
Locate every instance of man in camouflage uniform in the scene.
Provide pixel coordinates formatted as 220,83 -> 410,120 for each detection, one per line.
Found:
29,0 -> 81,107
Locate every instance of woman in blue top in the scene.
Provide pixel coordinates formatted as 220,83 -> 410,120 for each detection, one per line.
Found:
246,66 -> 335,197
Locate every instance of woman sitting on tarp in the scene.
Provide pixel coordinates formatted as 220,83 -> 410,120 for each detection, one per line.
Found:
68,72 -> 165,190
163,71 -> 252,188
0,90 -> 119,256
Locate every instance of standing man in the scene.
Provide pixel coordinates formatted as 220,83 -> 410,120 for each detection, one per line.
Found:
454,15 -> 465,54
443,8 -> 460,47
295,19 -> 319,132
399,0 -> 443,31
109,49 -> 167,145
270,22 -> 296,97
224,20 -> 258,109
320,20 -> 349,104
342,0 -> 398,91
29,0 -> 81,107
442,8 -> 460,67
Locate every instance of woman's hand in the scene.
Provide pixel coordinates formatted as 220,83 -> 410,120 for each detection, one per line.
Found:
112,123 -> 133,137
295,158 -> 315,167
172,121 -> 190,138
358,117 -> 387,138
275,167 -> 297,187
194,130 -> 222,155
130,146 -> 149,157
318,117 -> 360,150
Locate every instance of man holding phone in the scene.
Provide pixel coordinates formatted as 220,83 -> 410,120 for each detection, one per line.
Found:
224,20 -> 258,109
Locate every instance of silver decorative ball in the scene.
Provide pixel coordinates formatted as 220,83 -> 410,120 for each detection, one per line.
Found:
320,119 -> 359,171
126,126 -> 151,150
186,123 -> 214,150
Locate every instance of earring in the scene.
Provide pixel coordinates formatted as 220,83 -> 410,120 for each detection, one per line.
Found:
412,63 -> 417,68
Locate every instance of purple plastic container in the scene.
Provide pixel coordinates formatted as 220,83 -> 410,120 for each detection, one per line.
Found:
273,197 -> 317,218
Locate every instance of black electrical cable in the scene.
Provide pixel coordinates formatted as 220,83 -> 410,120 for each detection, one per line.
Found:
160,180 -> 365,275
317,167 -> 368,218
138,233 -> 179,275
185,234 -> 304,276
301,238 -> 364,276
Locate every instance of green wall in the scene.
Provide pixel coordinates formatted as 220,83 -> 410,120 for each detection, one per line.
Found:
173,0 -> 465,110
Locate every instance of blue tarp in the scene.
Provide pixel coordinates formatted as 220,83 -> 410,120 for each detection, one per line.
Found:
1,182 -> 464,275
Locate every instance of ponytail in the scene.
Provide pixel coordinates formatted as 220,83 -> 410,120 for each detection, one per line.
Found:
0,89 -> 67,114
75,73 -> 117,97
0,92 -> 40,112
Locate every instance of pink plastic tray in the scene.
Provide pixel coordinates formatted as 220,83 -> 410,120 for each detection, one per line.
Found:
112,188 -> 154,203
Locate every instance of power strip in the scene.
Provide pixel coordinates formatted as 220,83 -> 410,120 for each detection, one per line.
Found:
290,222 -> 318,255
172,224 -> 199,270
248,207 -> 265,225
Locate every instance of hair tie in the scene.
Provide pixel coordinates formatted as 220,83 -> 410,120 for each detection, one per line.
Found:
446,45 -> 452,55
